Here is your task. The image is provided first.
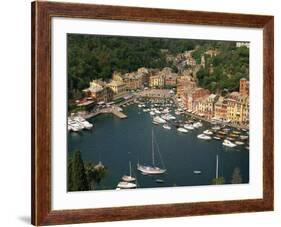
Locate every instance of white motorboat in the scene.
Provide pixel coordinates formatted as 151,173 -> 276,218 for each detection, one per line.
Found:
137,130 -> 166,175
240,135 -> 249,140
235,141 -> 245,145
150,111 -> 155,116
163,124 -> 171,130
222,139 -> 237,147
212,126 -> 221,130
177,128 -> 188,133
155,109 -> 161,114
117,181 -> 137,189
193,170 -> 202,174
193,122 -> 203,128
153,116 -> 166,124
184,124 -> 194,130
162,108 -> 170,114
213,136 -> 221,140
197,134 -> 211,140
203,129 -> 213,135
143,108 -> 150,112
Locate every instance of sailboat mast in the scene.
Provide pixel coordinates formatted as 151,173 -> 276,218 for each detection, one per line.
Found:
152,129 -> 155,166
129,161 -> 132,177
216,155 -> 219,179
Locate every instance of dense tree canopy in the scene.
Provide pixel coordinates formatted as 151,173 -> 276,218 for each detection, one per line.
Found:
194,44 -> 249,94
67,34 -> 249,99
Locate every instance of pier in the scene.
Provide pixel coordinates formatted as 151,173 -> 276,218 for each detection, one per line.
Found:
83,107 -> 127,120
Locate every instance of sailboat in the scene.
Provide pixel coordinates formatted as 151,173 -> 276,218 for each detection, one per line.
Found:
122,161 -> 136,182
137,130 -> 166,175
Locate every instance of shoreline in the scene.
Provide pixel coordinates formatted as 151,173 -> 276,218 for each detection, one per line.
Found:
73,89 -> 249,131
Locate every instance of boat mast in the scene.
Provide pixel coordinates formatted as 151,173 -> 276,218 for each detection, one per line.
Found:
129,161 -> 132,177
152,129 -> 155,166
216,155 -> 219,179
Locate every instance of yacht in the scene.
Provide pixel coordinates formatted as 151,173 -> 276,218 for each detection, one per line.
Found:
235,141 -> 245,145
240,135 -> 249,140
197,134 -> 211,140
212,125 -> 221,130
193,122 -> 203,128
222,139 -> 237,147
153,116 -> 166,124
163,124 -> 171,130
155,109 -> 161,114
177,128 -> 188,133
203,129 -> 213,135
184,124 -> 194,130
137,130 -> 166,175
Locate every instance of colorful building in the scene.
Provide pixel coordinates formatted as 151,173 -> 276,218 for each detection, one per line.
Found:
83,80 -> 113,103
149,72 -> 165,88
239,78 -> 249,96
214,96 -> 227,121
107,80 -> 127,100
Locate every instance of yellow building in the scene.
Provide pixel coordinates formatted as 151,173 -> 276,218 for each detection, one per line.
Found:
123,72 -> 143,90
214,96 -> 227,120
107,80 -> 127,100
149,74 -> 165,88
226,92 -> 249,125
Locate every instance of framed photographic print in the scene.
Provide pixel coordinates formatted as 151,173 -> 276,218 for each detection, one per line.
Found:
31,1 -> 274,226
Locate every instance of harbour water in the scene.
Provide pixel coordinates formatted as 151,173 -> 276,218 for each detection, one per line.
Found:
68,103 -> 249,190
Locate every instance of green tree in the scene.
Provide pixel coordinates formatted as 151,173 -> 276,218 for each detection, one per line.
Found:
231,167 -> 242,184
68,150 -> 89,191
85,162 -> 107,190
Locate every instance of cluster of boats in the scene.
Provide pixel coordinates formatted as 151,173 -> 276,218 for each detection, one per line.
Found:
197,125 -> 249,149
116,162 -> 137,189
68,116 -> 93,132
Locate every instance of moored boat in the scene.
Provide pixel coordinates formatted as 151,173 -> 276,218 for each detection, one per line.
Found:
177,128 -> 188,133
197,134 -> 211,140
163,124 -> 171,130
203,129 -> 213,135
117,181 -> 137,189
222,139 -> 237,147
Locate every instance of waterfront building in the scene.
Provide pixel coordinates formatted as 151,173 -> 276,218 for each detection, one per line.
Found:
176,74 -> 196,99
83,80 -> 113,103
193,96 -> 208,116
182,87 -> 210,113
149,71 -> 165,88
137,67 -> 150,85
239,78 -> 249,96
165,73 -> 178,87
123,72 -> 144,90
214,96 -> 227,121
205,94 -> 219,119
107,80 -> 127,100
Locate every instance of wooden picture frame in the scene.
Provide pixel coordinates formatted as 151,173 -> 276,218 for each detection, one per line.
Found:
31,1 -> 274,226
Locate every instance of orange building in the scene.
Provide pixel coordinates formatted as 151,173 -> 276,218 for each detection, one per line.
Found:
239,78 -> 249,96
